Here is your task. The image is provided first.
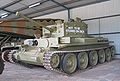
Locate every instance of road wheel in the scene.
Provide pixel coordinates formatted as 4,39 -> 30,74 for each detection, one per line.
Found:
50,54 -> 60,68
110,46 -> 116,57
61,53 -> 77,74
105,48 -> 111,62
78,52 -> 88,70
98,49 -> 105,63
89,50 -> 98,66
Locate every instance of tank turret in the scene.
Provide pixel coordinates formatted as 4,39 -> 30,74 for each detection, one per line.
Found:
2,12 -> 116,74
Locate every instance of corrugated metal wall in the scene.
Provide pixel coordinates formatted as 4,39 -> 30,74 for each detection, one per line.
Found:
71,0 -> 120,19
36,0 -> 120,54
73,0 -> 120,54
34,10 -> 68,21
85,17 -> 120,54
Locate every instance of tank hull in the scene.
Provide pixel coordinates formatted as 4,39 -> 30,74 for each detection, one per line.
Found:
12,42 -> 112,65
1,37 -> 115,74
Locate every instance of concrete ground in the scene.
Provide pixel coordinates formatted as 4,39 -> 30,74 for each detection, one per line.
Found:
0,59 -> 120,81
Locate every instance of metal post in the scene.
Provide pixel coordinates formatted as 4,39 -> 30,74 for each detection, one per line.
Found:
68,9 -> 71,21
98,19 -> 101,37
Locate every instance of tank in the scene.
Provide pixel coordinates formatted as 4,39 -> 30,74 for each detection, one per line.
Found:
1,12 -> 116,74
0,35 -> 12,74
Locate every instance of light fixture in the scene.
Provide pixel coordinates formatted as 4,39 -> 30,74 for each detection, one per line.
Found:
1,14 -> 8,18
29,2 -> 40,8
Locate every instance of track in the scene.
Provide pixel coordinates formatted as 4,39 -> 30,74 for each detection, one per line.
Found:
43,45 -> 115,74
1,45 -> 115,75
0,58 -> 4,74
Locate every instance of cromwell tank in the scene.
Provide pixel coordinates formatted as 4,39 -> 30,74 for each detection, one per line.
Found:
2,12 -> 116,74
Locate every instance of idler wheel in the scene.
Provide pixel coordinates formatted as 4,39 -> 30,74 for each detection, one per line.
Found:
61,53 -> 77,74
1,50 -> 16,63
98,49 -> 105,63
78,52 -> 88,70
50,54 -> 60,68
1,50 -> 11,62
105,48 -> 111,62
110,46 -> 116,57
89,50 -> 98,66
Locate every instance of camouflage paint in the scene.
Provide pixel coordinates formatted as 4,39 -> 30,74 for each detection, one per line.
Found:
0,19 -> 60,37
11,21 -> 17,33
2,21 -> 12,32
0,20 -> 35,36
16,20 -> 25,35
25,21 -> 34,36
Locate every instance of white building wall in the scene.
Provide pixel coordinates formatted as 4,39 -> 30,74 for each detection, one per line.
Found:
35,0 -> 120,54
71,0 -> 120,19
35,10 -> 68,21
